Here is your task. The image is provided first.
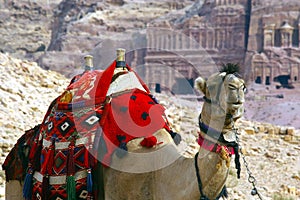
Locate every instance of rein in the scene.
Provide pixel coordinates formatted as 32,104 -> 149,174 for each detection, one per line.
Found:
194,152 -> 209,200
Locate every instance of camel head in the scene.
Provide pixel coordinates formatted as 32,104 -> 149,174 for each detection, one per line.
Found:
195,63 -> 246,139
194,63 -> 246,199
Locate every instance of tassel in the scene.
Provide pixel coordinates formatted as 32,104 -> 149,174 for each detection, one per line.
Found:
66,141 -> 77,200
84,147 -> 90,169
67,175 -> 77,200
67,141 -> 75,176
89,148 -> 96,169
29,135 -> 42,170
140,136 -> 157,148
87,169 -> 93,193
115,141 -> 128,158
169,130 -> 181,145
42,175 -> 50,200
23,167 -> 33,199
115,135 -> 128,158
47,139 -> 55,175
84,141 -> 94,169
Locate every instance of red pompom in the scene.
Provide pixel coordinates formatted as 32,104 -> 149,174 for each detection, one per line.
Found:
140,136 -> 157,148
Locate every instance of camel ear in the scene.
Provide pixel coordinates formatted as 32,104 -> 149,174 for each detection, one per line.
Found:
194,77 -> 206,94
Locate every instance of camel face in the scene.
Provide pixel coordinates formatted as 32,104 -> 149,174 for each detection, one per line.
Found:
195,69 -> 245,121
222,74 -> 245,119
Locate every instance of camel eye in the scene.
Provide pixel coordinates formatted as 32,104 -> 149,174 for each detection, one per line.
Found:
243,86 -> 247,93
228,84 -> 236,90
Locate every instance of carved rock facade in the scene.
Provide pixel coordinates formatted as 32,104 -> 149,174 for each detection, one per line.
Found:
142,0 -> 300,93
246,0 -> 300,87
142,0 -> 251,93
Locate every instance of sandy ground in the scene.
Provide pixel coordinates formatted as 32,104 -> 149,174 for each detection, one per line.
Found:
243,83 -> 300,129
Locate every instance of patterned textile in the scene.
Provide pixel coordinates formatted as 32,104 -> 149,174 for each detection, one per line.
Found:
30,103 -> 98,200
2,125 -> 40,182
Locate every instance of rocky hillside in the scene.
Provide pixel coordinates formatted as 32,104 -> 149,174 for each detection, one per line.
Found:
0,0 -> 59,59
0,53 -> 69,198
0,0 -> 196,77
0,53 -> 299,199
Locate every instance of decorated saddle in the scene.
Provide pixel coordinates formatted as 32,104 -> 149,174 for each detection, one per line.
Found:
4,60 -> 177,200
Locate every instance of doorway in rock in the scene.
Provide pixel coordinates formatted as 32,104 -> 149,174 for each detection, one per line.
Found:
255,76 -> 262,84
274,75 -> 293,88
265,76 -> 270,85
155,83 -> 161,93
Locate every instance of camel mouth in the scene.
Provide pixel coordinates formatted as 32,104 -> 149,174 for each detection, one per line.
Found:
229,102 -> 243,109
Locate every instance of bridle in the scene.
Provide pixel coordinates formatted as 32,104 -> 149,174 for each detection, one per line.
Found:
194,73 -> 264,200
194,73 -> 243,200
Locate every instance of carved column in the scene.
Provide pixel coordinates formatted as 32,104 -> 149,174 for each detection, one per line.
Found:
190,31 -> 196,49
219,29 -> 223,49
190,31 -> 197,49
168,67 -> 173,90
158,34 -> 162,49
208,30 -> 214,49
182,33 -> 187,49
227,30 -> 232,48
198,30 -> 201,48
175,34 -> 180,50
185,32 -> 190,49
146,31 -> 151,48
219,30 -> 225,49
201,30 -> 205,49
166,34 -> 171,50
158,33 -> 163,50
161,34 -> 165,49
215,29 -> 219,49
188,32 -> 192,49
152,31 -> 157,49
280,22 -> 294,48
263,24 -> 275,48
172,32 -> 176,50
262,65 -> 266,85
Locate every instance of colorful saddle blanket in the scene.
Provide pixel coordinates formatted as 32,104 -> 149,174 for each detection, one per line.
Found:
13,61 -> 172,200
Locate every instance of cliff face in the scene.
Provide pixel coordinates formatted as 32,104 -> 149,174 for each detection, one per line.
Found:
0,0 -> 53,59
46,0 -> 195,76
246,0 -> 300,87
0,0 -> 195,77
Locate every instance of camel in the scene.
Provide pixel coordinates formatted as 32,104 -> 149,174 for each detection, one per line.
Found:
102,63 -> 245,200
3,55 -> 246,199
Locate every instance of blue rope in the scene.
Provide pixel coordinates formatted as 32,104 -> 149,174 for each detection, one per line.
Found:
23,170 -> 33,199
